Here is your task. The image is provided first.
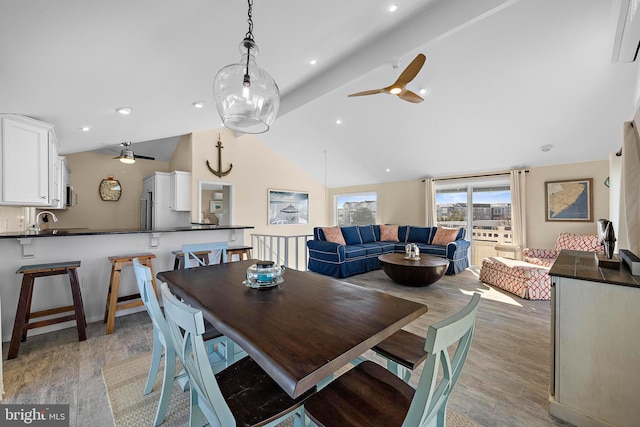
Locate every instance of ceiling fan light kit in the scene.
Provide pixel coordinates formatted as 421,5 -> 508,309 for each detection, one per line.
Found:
113,141 -> 155,164
348,53 -> 426,103
213,0 -> 279,134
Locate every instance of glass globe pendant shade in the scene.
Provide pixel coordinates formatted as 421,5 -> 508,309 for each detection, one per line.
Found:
213,39 -> 280,134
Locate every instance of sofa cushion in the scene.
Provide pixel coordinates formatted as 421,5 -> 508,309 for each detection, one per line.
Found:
341,226 -> 362,245
344,245 -> 367,259
407,226 -> 432,244
358,243 -> 384,255
358,225 -> 376,243
398,225 -> 409,242
322,226 -> 346,245
432,226 -> 460,246
379,224 -> 399,242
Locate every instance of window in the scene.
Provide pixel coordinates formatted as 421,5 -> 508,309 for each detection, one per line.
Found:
335,193 -> 377,226
435,178 -> 511,266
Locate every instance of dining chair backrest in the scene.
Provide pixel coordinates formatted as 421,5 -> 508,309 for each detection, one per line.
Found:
182,242 -> 228,268
160,282 -> 235,426
132,258 -> 169,347
403,292 -> 481,427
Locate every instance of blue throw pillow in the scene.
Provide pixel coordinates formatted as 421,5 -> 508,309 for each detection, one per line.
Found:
359,225 -> 376,243
398,226 -> 409,242
407,226 -> 431,244
341,226 -> 362,245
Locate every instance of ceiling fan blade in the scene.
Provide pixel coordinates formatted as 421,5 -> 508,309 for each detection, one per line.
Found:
348,88 -> 385,97
394,53 -> 426,86
398,90 -> 424,103
134,154 -> 155,160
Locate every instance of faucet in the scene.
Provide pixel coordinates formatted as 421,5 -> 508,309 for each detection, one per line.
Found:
33,211 -> 58,232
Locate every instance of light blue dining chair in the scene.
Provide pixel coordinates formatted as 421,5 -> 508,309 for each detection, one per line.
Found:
160,282 -> 311,427
132,258 -> 227,426
182,242 -> 228,267
304,293 -> 481,427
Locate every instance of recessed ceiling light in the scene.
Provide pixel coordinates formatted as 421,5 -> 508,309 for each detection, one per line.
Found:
386,3 -> 398,13
386,168 -> 391,172
308,59 -> 318,65
80,126 -> 91,132
192,101 -> 205,108
540,144 -> 553,152
336,119 -> 342,125
419,88 -> 427,95
116,107 -> 132,115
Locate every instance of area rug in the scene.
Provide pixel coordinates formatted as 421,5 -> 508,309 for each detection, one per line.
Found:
103,352 -> 478,427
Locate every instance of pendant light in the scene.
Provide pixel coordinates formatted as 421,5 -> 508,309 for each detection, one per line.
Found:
213,0 -> 279,134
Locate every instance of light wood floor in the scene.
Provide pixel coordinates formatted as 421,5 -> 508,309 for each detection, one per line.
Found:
1,267 -> 571,426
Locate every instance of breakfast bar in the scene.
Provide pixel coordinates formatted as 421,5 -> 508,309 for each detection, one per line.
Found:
0,225 -> 253,342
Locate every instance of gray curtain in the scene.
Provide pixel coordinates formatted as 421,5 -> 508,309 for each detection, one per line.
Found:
620,121 -> 640,254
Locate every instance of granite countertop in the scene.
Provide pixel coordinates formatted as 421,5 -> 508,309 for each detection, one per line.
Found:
549,249 -> 640,288
0,224 -> 254,239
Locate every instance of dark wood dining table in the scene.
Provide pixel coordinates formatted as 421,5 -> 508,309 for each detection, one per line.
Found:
157,259 -> 428,398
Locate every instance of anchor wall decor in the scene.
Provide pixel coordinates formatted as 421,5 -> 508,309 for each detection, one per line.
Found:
206,134 -> 233,178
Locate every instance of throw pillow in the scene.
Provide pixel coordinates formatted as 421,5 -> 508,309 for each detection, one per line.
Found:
322,226 -> 346,245
379,224 -> 399,242
358,225 -> 376,243
432,226 -> 460,246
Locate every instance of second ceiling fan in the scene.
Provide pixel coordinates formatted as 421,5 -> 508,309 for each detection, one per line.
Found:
348,53 -> 426,103
113,141 -> 155,164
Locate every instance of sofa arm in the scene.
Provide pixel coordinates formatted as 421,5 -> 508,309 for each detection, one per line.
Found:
446,239 -> 470,260
307,240 -> 345,263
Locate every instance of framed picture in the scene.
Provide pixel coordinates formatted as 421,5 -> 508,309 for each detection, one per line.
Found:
268,189 -> 309,225
209,201 -> 223,213
545,178 -> 593,222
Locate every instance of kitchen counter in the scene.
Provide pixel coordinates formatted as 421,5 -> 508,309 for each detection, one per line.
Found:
0,224 -> 253,239
0,225 -> 254,342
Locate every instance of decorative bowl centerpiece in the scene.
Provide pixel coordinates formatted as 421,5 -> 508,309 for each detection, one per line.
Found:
243,260 -> 285,289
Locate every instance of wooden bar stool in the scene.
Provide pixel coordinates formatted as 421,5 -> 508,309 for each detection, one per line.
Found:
226,246 -> 252,262
9,260 -> 87,360
171,249 -> 211,269
103,253 -> 156,334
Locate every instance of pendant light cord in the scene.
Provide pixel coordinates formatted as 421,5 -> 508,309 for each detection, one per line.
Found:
243,0 -> 254,87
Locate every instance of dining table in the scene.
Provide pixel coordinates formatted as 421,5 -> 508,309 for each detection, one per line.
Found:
156,259 -> 428,399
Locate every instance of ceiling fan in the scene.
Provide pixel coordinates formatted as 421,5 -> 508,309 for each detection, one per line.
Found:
113,142 -> 155,164
348,53 -> 426,103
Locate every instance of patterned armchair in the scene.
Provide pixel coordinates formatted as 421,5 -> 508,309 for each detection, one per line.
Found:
523,233 -> 603,267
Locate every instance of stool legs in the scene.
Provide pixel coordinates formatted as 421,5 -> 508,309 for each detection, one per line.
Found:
104,256 -> 157,334
8,274 -> 36,359
8,266 -> 87,360
69,268 -> 87,340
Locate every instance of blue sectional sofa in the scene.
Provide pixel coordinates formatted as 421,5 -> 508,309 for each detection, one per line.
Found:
307,224 -> 470,278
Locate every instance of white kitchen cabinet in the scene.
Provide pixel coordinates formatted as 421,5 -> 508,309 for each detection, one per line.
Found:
142,172 -> 190,229
50,156 -> 70,209
0,114 -> 58,206
170,171 -> 191,211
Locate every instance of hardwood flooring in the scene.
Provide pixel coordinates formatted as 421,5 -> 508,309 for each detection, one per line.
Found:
0,267 -> 571,426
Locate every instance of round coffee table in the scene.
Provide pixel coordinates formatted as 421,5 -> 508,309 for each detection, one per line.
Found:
378,253 -> 449,287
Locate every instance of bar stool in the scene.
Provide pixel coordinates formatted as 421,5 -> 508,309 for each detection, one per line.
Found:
103,253 -> 156,334
171,250 -> 212,269
9,260 -> 87,360
226,246 -> 253,262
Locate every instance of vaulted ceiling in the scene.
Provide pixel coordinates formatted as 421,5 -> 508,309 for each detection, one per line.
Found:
1,0 -> 638,188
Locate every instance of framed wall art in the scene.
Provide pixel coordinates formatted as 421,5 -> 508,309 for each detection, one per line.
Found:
545,178 -> 593,222
268,189 -> 309,225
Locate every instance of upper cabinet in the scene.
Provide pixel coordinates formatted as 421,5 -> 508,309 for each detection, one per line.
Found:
50,156 -> 70,209
170,171 -> 191,211
0,114 -> 59,206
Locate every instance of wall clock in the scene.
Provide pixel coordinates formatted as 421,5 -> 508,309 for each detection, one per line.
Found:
99,175 -> 122,201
